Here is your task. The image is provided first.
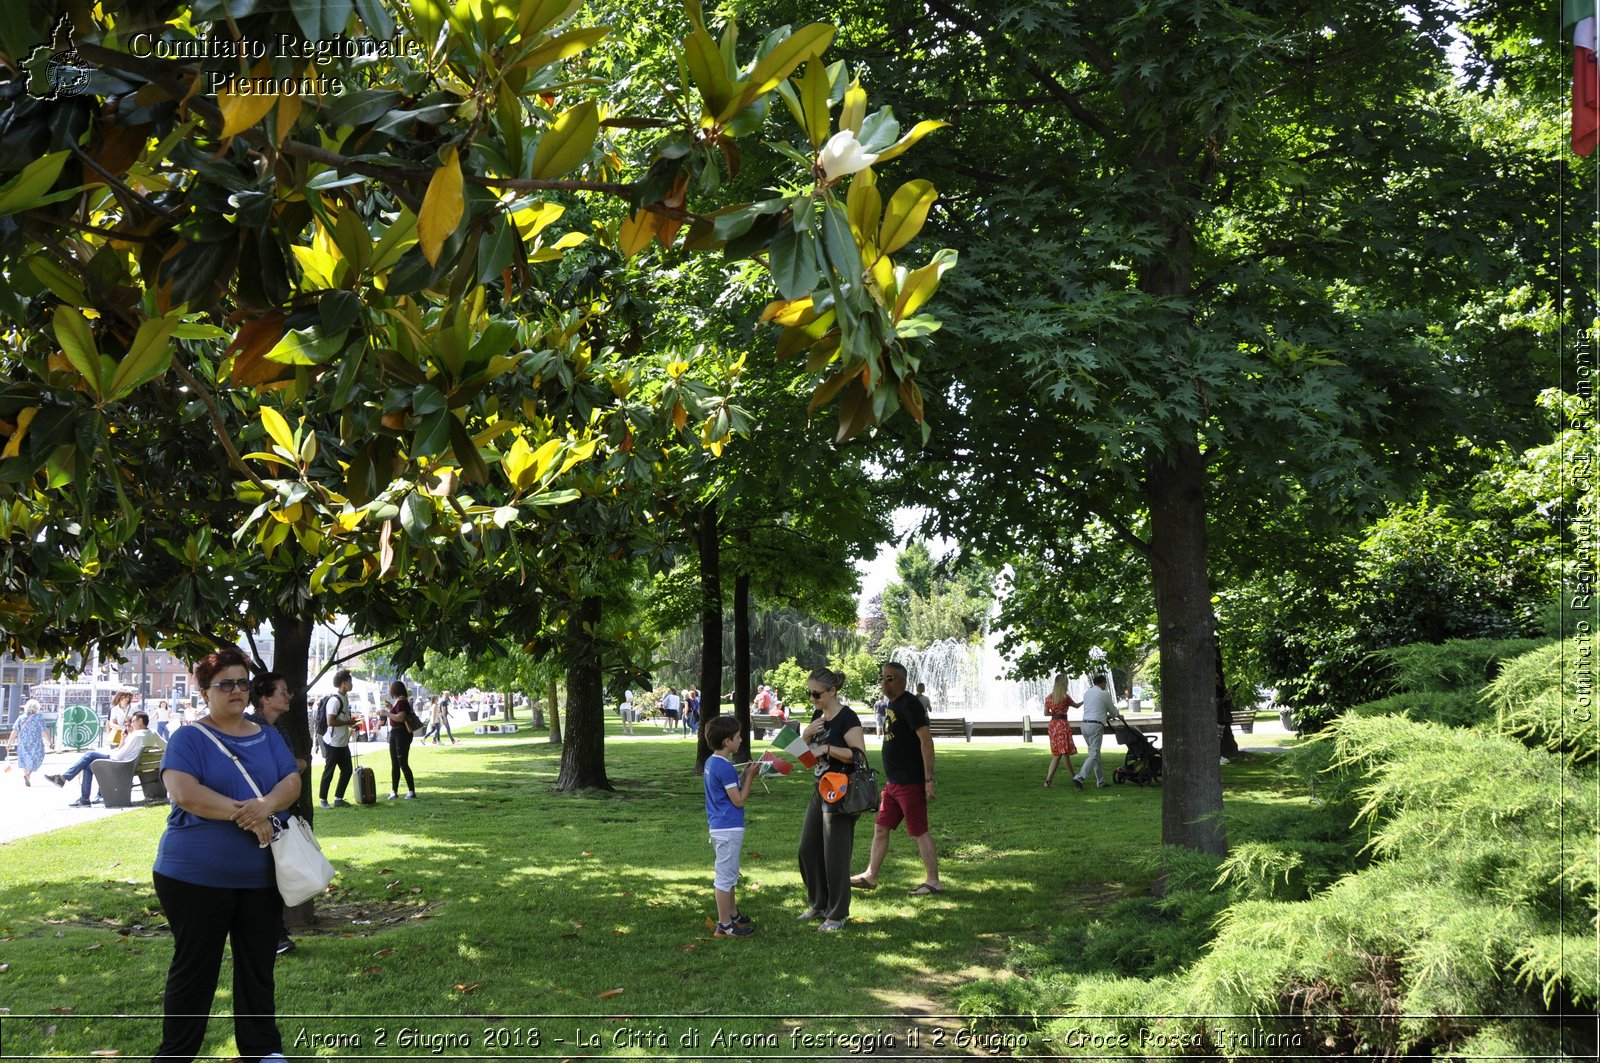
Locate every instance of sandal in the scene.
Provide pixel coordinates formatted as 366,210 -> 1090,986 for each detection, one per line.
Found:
907,882 -> 943,896
848,875 -> 877,890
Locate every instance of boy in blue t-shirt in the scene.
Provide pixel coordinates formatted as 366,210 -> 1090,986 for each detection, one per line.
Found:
704,715 -> 758,937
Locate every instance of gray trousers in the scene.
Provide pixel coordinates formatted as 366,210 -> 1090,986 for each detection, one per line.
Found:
1076,721 -> 1106,786
798,792 -> 859,920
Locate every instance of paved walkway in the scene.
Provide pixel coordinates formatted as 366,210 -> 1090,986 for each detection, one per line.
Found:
1,745 -> 143,844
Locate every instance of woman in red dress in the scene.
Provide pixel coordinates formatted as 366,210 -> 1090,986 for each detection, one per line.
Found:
1043,674 -> 1080,788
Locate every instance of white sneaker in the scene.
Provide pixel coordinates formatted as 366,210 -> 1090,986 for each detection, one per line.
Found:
403,791 -> 416,799
386,792 -> 398,800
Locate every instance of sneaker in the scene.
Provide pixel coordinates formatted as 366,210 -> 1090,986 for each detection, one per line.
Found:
46,774 -> 66,788
818,919 -> 846,932
402,791 -> 415,799
320,799 -> 331,809
333,798 -> 350,807
275,937 -> 296,955
731,912 -> 753,927
796,907 -> 823,921
386,792 -> 398,800
68,798 -> 89,807
714,920 -> 755,937
1072,777 -> 1083,791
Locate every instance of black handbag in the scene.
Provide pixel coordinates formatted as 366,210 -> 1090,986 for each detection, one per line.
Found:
821,748 -> 880,816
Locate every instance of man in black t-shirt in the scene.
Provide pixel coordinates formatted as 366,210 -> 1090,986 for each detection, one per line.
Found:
849,662 -> 942,896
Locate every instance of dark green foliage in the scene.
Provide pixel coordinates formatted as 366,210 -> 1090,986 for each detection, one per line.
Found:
1346,691 -> 1493,729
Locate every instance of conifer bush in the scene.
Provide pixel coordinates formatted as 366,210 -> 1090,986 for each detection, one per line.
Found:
957,638 -> 1596,1058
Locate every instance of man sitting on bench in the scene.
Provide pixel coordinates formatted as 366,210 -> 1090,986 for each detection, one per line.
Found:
47,711 -> 153,807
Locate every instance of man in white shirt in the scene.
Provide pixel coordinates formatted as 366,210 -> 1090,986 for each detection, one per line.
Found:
49,711 -> 152,806
318,669 -> 356,808
1073,675 -> 1116,790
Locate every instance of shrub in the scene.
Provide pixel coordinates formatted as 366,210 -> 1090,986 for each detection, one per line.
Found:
1378,638 -> 1545,693
1484,639 -> 1598,767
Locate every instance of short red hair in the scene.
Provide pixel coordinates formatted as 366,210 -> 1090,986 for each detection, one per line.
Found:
194,646 -> 251,689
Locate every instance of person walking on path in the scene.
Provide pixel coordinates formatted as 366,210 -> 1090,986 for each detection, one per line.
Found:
1043,674 -> 1080,788
796,667 -> 868,932
318,670 -> 355,807
1073,674 -> 1115,790
13,698 -> 53,786
849,661 -> 941,897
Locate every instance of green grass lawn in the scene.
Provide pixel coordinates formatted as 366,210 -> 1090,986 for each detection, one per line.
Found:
0,722 -> 1311,1059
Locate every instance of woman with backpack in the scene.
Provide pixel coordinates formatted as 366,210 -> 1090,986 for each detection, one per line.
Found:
381,680 -> 421,799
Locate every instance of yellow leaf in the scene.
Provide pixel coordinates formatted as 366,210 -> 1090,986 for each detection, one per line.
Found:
503,435 -> 537,491
873,120 -> 950,164
893,248 -> 958,321
557,437 -> 597,476
510,201 -> 565,239
799,59 -> 832,149
839,79 -> 866,134
218,88 -> 278,139
618,209 -> 660,258
274,94 -> 303,144
260,407 -> 298,456
528,101 -> 599,180
419,145 -> 464,266
530,438 -> 562,480
846,166 -> 881,244
1,406 -> 37,459
878,179 -> 937,255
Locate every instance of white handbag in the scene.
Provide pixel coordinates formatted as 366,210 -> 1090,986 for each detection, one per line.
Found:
195,724 -> 335,905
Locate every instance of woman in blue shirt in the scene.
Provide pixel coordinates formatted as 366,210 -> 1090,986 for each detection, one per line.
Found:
153,646 -> 300,1063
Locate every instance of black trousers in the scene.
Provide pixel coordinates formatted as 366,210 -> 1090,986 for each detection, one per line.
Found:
798,792 -> 859,921
152,871 -> 282,1062
389,734 -> 415,794
319,744 -> 352,800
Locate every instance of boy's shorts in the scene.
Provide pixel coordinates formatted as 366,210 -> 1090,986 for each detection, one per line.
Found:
875,781 -> 929,836
709,828 -> 744,891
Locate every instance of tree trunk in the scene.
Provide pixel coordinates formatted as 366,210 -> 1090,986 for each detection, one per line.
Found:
1145,442 -> 1227,856
267,612 -> 317,927
555,595 -> 608,791
1215,638 -> 1238,760
696,506 -> 722,772
734,566 -> 752,743
547,678 -> 561,744
502,689 -> 516,720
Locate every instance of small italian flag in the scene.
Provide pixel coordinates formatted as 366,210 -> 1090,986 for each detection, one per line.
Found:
769,724 -> 817,768
1571,0 -> 1598,156
757,751 -> 794,778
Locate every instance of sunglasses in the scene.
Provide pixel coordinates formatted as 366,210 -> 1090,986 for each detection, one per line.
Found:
808,689 -> 827,699
209,679 -> 250,693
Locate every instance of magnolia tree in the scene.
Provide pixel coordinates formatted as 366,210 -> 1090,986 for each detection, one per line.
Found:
0,0 -> 954,790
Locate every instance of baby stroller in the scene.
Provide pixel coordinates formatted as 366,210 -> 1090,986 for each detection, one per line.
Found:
1109,713 -> 1162,786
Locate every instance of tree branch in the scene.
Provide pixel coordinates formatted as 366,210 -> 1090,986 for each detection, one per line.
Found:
167,356 -> 271,495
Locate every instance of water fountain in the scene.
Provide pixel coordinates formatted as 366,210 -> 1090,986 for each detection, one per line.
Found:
887,633 -> 1063,719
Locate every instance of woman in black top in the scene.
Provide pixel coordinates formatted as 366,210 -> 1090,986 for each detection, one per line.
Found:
382,680 -> 417,799
796,667 -> 867,932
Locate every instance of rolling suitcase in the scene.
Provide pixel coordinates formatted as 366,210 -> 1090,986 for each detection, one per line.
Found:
354,758 -> 377,805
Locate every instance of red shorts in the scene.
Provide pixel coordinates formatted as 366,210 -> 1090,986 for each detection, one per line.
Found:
875,780 -> 930,837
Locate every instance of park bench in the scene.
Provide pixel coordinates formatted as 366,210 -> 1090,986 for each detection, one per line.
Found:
749,712 -> 787,738
1229,706 -> 1257,733
925,716 -> 970,741
92,739 -> 168,808
966,718 -> 1035,741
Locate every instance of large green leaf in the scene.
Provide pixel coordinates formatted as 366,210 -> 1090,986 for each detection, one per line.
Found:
0,152 -> 70,217
528,102 -> 599,180
105,314 -> 181,401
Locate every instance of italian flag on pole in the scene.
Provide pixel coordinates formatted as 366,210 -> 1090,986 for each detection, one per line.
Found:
1571,0 -> 1599,156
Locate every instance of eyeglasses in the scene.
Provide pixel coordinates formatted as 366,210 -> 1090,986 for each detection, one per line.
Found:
209,679 -> 250,693
880,675 -> 902,682
808,689 -> 826,699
